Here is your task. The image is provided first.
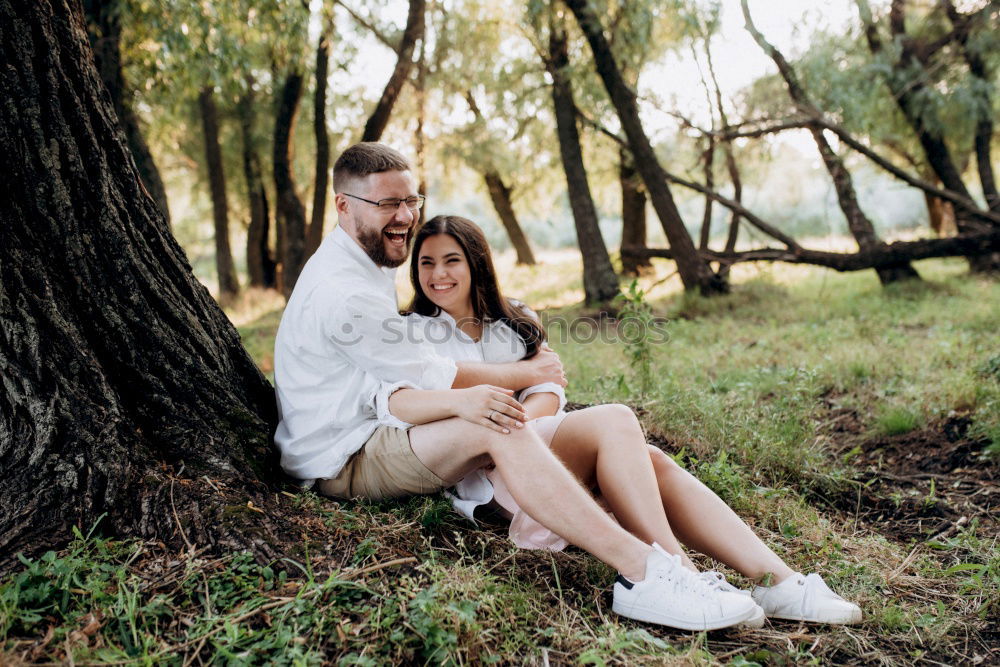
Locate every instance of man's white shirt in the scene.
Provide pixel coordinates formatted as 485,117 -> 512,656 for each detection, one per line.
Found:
273,225 -> 457,482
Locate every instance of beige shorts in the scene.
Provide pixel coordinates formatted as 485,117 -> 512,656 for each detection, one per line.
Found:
317,426 -> 448,500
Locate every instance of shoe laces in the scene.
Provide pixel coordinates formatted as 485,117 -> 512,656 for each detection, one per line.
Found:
698,570 -> 741,594
652,553 -> 714,598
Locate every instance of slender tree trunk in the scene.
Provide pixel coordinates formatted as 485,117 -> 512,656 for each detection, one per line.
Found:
415,40 -> 428,220
83,0 -> 171,227
273,72 -> 308,297
547,22 -> 619,306
306,24 -> 331,258
744,0 -> 919,284
698,137 -> 715,251
564,0 -> 723,294
463,92 -> 532,263
0,0 -> 279,565
925,191 -> 957,236
238,85 -> 276,289
620,147 -> 650,275
483,171 -> 536,265
702,39 -> 744,277
198,86 -> 240,300
360,0 -> 425,142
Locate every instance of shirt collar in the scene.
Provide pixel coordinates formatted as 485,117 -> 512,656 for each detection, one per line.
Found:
327,224 -> 397,283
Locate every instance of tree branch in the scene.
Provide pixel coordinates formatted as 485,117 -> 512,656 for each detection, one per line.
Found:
813,117 -> 1000,227
623,228 -> 1000,272
334,0 -> 395,49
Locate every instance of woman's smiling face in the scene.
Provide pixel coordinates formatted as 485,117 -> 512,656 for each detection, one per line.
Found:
417,233 -> 473,318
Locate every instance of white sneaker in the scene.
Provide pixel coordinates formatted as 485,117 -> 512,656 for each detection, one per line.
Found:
751,572 -> 862,624
698,571 -> 765,629
612,544 -> 759,631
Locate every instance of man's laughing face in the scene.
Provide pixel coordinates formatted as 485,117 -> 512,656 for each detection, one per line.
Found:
342,170 -> 419,268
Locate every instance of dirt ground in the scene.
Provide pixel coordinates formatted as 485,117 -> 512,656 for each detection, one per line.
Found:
820,406 -> 997,544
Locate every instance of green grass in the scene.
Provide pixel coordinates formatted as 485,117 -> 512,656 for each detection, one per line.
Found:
3,256 -> 998,664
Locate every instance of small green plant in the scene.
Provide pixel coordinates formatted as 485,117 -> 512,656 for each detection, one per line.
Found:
614,280 -> 662,396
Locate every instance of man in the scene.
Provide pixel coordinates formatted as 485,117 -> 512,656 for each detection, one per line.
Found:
273,142 -> 759,631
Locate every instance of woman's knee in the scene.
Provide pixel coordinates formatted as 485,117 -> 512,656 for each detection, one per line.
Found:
648,445 -> 684,477
573,403 -> 641,432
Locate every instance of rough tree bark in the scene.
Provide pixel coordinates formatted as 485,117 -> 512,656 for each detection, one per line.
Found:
273,71 -> 308,297
857,0 -> 999,271
483,171 -> 536,266
198,86 -> 240,301
619,147 -> 650,275
564,0 -> 724,294
0,0 -> 280,565
238,84 -> 276,289
360,0 -> 425,142
743,0 -> 920,285
547,21 -> 620,306
82,0 -> 171,227
306,21 -> 332,258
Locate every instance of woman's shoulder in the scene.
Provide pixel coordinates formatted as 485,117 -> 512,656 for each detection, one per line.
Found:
505,298 -> 540,323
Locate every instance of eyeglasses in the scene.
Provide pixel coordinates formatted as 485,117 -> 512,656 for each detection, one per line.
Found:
343,193 -> 426,212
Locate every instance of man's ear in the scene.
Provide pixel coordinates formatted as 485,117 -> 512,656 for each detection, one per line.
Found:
334,192 -> 350,216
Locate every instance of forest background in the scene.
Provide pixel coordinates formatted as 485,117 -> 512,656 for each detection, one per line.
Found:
0,0 -> 998,664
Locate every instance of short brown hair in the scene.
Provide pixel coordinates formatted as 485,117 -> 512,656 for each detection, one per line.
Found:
333,142 -> 411,193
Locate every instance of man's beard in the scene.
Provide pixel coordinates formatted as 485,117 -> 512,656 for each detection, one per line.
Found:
356,222 -> 412,268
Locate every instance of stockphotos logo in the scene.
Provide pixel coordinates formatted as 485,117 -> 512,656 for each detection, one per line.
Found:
331,313 -> 670,349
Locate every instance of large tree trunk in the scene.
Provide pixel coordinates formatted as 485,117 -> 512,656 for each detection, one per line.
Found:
0,0 -> 280,565
564,0 -> 724,295
198,86 -> 240,301
483,171 -> 536,265
82,0 -> 171,227
238,85 -> 276,289
306,23 -> 332,258
273,71 -> 308,297
547,22 -> 619,306
360,0 -> 425,142
743,1 -> 920,285
619,147 -> 650,276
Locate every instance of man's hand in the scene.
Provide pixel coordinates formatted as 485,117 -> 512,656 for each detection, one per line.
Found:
454,385 -> 527,434
520,346 -> 567,388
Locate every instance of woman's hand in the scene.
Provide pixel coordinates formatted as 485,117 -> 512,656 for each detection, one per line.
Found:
521,346 -> 567,387
454,385 -> 527,434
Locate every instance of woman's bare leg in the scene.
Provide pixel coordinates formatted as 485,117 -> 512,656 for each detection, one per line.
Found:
549,404 -> 794,582
647,446 -> 794,582
549,405 -> 697,570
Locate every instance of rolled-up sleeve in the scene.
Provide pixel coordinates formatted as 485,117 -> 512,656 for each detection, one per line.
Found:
369,380 -> 418,429
517,382 -> 567,411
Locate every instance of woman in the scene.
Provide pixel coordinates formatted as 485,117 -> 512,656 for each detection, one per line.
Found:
395,214 -> 861,626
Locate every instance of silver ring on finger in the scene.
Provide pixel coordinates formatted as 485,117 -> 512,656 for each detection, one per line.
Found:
488,409 -> 495,421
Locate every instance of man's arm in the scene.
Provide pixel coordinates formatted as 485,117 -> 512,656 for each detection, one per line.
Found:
453,347 -> 567,390
388,386 -> 527,433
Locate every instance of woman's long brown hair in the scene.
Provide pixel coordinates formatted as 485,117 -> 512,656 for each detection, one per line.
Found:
407,215 -> 545,358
